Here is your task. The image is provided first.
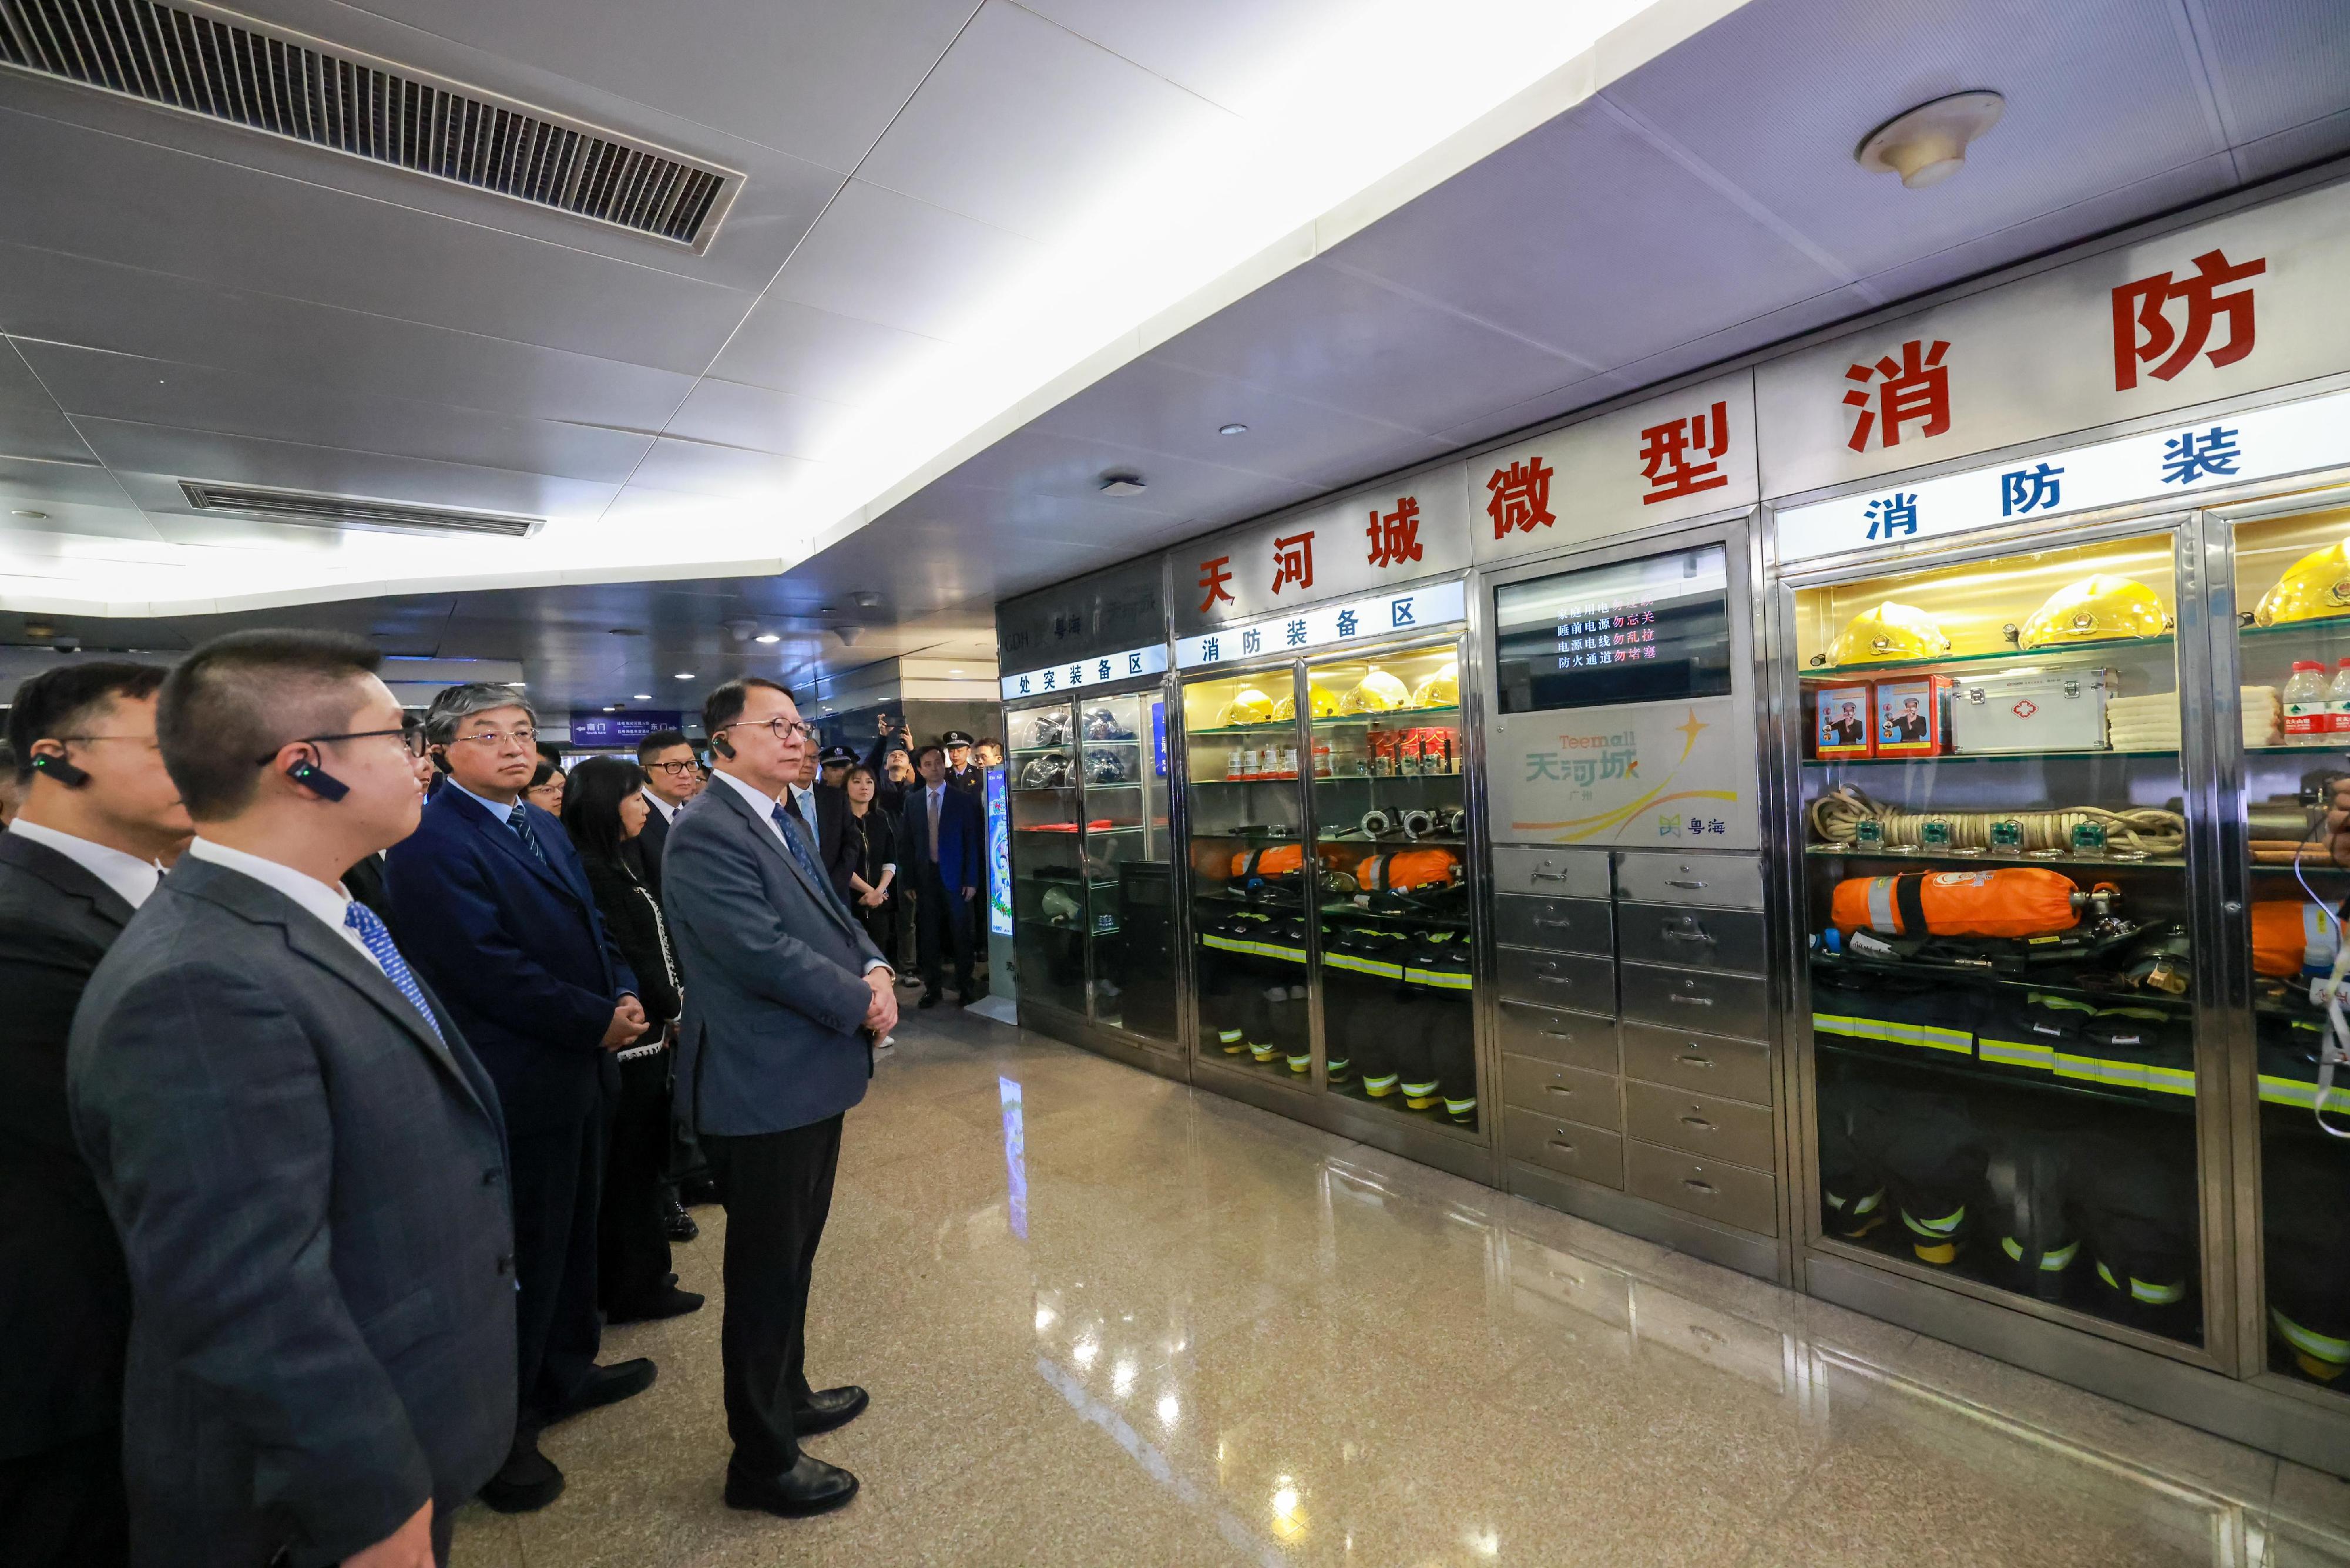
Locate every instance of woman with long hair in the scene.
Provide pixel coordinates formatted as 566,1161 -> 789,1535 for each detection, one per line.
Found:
560,756 -> 700,1323
843,764 -> 901,1046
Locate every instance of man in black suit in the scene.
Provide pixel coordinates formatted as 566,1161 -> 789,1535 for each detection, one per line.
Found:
795,745 -> 858,904
633,728 -> 701,905
902,743 -> 985,1008
1,663 -> 188,1568
385,684 -> 649,1513
68,631 -> 515,1568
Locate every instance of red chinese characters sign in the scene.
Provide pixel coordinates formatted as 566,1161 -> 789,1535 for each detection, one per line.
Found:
1197,555 -> 1234,615
1270,531 -> 1315,594
2112,248 -> 2264,391
1638,399 -> 1731,505
1842,338 -> 1952,452
1365,496 -> 1423,568
1485,458 -> 1555,539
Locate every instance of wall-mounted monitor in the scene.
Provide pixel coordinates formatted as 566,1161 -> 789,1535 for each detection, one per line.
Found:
1492,542 -> 1733,714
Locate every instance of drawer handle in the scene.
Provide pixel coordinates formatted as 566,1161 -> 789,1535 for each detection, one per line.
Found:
1666,878 -> 1708,889
1530,868 -> 1565,882
1678,1115 -> 1717,1132
1667,993 -> 1714,1008
1660,926 -> 1713,943
1533,917 -> 1579,930
1682,1178 -> 1718,1196
1544,1084 -> 1578,1098
1536,972 -> 1580,988
1675,1053 -> 1715,1070
1538,1028 -> 1582,1042
1547,1138 -> 1577,1154
1686,1324 -> 1725,1347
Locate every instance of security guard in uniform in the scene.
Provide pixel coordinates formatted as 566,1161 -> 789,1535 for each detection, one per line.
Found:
942,731 -> 983,795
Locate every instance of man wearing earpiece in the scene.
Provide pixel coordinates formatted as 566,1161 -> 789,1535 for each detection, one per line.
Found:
384,683 -> 650,1515
1,663 -> 189,1567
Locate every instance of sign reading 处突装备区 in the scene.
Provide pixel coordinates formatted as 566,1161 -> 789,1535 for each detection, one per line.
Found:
999,642 -> 1169,701
1173,465 -> 1472,635
1758,177 -> 2350,501
1174,581 -> 1466,670
1775,382 -> 2350,563
1474,371 -> 1758,562
1488,697 -> 1755,849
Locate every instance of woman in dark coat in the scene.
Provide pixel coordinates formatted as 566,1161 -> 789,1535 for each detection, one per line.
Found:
842,764 -> 901,1043
562,756 -> 700,1323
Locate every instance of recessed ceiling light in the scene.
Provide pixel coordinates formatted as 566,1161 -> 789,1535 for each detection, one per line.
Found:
602,706 -> 616,713
673,671 -> 694,680
633,693 -> 653,701
754,632 -> 781,644
11,509 -> 49,519
1218,424 -> 1248,437
1099,473 -> 1147,496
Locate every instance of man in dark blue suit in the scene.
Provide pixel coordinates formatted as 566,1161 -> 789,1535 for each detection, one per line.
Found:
385,684 -> 649,1514
901,743 -> 984,1008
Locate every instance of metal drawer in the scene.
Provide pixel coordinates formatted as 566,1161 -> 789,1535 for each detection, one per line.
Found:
1620,1022 -> 1772,1106
1502,1055 -> 1622,1130
1630,1283 -> 1786,1391
1622,1080 -> 1775,1170
1509,1239 -> 1634,1338
1496,1002 -> 1618,1075
1624,1141 -> 1778,1237
1492,845 -> 1612,900
1503,1108 -> 1624,1188
1496,946 -> 1616,1016
1614,903 -> 1766,975
1612,852 -> 1764,911
1493,894 -> 1613,956
1617,962 -> 1765,1038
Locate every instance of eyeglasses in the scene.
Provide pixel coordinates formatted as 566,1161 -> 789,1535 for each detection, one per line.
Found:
257,718 -> 429,764
719,717 -> 818,744
450,726 -> 538,749
646,758 -> 700,777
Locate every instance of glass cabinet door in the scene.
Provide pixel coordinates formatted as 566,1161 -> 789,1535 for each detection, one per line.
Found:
1795,533 -> 2207,1347
1182,667 -> 1312,1082
1304,640 -> 1478,1129
1008,700 -> 1090,1017
1070,691 -> 1176,1042
2229,502 -> 2350,1392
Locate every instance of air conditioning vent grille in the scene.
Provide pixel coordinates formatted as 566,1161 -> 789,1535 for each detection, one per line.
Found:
0,0 -> 733,247
180,481 -> 542,539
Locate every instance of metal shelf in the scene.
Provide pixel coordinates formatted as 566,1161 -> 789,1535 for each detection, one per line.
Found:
1798,635 -> 2173,680
1804,749 -> 2179,767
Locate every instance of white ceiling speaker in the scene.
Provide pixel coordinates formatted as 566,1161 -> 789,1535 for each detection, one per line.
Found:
836,626 -> 864,646
1855,91 -> 2005,190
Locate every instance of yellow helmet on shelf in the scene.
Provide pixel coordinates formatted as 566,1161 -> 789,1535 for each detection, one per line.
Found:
1827,602 -> 1951,665
1270,684 -> 1341,723
2257,538 -> 2350,627
1217,686 -> 1275,726
1338,667 -> 1409,714
2018,574 -> 2171,649
1408,660 -> 1460,710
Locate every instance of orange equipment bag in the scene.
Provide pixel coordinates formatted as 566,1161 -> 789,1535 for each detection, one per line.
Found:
2251,900 -> 2342,979
1829,867 -> 2090,940
1355,848 -> 1461,892
1231,844 -> 1305,879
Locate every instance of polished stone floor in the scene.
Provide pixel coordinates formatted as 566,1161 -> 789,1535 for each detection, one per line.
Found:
452,1009 -> 2350,1567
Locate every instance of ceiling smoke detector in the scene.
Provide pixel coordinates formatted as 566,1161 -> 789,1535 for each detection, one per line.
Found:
850,590 -> 882,609
1099,472 -> 1147,496
1855,91 -> 2004,190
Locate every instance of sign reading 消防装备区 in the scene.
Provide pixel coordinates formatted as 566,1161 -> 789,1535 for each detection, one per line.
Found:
1489,697 -> 1755,850
1759,177 -> 2350,517
1174,581 -> 1466,670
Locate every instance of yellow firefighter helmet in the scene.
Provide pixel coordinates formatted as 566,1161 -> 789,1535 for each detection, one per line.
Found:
1408,660 -> 1461,710
2018,574 -> 2171,649
1216,686 -> 1275,726
1270,684 -> 1341,723
1338,667 -> 1410,714
2257,538 -> 2350,627
1827,602 -> 1951,665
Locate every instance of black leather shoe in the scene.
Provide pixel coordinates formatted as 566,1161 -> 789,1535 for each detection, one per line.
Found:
548,1358 -> 656,1423
789,1384 -> 868,1437
607,1282 -> 704,1325
478,1433 -> 563,1513
918,991 -> 941,1009
724,1454 -> 860,1519
662,1193 -> 699,1242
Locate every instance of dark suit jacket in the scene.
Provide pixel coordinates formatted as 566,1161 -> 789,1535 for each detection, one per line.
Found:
902,781 -> 985,895
67,857 -> 515,1567
800,782 -> 858,904
636,793 -> 674,905
579,852 -> 681,1026
384,788 -> 636,1135
664,780 -> 886,1138
340,848 -> 390,919
0,832 -> 134,1460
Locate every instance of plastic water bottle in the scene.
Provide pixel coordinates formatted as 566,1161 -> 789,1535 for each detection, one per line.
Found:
2327,658 -> 2350,736
2283,660 -> 2331,746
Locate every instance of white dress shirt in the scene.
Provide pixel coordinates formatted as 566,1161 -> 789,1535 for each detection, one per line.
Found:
4,817 -> 161,909
711,770 -> 887,975
641,788 -> 678,824
185,837 -> 384,976
446,779 -> 524,825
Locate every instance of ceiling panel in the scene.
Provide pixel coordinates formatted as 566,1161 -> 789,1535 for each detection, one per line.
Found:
1325,102 -> 1847,369
1147,258 -> 1598,434
0,103 -> 757,374
0,455 -> 132,509
16,343 -> 657,486
1597,0 -> 2228,281
855,0 -> 1237,245
622,436 -> 820,499
763,179 -> 1047,344
703,296 -> 947,408
660,378 -> 867,462
931,425 -> 1321,525
2235,105 -> 2350,183
0,404 -> 100,466
2193,0 -> 2350,142
1018,0 -> 1359,115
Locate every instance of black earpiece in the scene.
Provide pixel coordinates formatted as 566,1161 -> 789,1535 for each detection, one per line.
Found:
29,752 -> 91,788
709,734 -> 737,760
286,757 -> 350,801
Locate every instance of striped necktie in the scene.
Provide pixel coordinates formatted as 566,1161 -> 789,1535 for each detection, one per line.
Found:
506,802 -> 550,865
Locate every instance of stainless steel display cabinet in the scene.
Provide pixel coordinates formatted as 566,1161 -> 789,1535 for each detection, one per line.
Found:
1002,677 -> 1184,1077
1768,483 -> 2350,1474
1169,607 -> 1499,1184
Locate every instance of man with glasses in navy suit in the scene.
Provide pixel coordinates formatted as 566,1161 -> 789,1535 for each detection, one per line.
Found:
385,684 -> 649,1514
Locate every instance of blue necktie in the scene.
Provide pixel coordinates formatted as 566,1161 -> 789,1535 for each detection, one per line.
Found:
343,901 -> 446,1046
773,802 -> 849,918
506,802 -> 549,866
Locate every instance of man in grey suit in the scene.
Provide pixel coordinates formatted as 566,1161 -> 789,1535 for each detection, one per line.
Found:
68,631 -> 516,1568
664,676 -> 896,1519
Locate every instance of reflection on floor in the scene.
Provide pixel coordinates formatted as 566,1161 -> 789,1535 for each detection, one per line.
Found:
452,1012 -> 2350,1567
